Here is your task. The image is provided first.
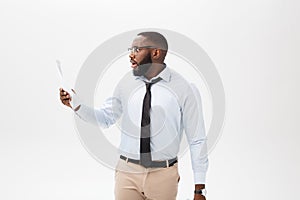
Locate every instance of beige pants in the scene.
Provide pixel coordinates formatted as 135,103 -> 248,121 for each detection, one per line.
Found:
114,158 -> 180,200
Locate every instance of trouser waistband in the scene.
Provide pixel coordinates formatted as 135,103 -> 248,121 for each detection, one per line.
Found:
120,155 -> 177,168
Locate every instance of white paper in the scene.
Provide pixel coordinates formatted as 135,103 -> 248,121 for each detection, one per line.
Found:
56,60 -> 74,97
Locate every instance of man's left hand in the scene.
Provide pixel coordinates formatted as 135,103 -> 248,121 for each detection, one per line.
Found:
194,184 -> 206,200
194,194 -> 206,200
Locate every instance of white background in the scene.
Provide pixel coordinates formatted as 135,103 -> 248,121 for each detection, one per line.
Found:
1,0 -> 299,199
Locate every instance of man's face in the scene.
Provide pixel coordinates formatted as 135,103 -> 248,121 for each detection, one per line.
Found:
129,36 -> 153,76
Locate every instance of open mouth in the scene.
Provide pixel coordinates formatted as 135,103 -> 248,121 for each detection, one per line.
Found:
130,60 -> 138,69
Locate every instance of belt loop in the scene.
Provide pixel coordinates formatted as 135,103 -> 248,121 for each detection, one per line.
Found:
126,157 -> 129,163
166,160 -> 169,168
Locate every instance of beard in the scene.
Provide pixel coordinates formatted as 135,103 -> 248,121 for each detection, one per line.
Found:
133,53 -> 152,76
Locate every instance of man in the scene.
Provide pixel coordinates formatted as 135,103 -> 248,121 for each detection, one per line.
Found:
60,31 -> 208,200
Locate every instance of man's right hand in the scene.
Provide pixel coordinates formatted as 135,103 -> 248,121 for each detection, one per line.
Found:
59,88 -> 72,108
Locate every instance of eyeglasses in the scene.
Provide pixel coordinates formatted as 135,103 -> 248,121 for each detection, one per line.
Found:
128,46 -> 157,54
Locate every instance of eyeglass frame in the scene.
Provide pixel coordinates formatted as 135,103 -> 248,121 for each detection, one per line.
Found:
127,46 -> 158,54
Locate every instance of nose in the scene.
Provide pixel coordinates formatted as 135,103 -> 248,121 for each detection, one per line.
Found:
129,52 -> 135,59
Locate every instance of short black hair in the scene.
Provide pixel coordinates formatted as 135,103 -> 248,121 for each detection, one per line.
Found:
137,31 -> 168,51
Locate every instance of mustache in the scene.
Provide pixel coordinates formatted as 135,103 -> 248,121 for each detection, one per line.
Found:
130,59 -> 137,64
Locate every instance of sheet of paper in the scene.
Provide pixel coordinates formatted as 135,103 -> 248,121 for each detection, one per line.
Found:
56,60 -> 73,97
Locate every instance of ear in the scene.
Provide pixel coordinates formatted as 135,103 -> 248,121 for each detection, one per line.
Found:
151,49 -> 161,60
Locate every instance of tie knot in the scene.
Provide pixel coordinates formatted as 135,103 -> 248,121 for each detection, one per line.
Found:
145,82 -> 152,90
145,77 -> 162,90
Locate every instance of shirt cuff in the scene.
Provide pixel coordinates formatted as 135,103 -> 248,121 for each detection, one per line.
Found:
193,171 -> 207,184
70,92 -> 82,111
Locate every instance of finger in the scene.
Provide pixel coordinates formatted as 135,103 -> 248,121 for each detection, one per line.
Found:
62,99 -> 71,105
60,94 -> 71,100
60,93 -> 67,99
60,91 -> 70,97
60,88 -> 66,93
59,88 -> 69,95
61,99 -> 70,103
61,96 -> 71,101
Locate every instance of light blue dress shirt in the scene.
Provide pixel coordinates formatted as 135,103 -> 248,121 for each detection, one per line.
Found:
74,66 -> 208,184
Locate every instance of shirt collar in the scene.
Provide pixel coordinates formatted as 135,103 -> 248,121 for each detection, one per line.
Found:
134,64 -> 171,83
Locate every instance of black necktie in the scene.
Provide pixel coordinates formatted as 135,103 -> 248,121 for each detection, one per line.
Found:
140,77 -> 162,167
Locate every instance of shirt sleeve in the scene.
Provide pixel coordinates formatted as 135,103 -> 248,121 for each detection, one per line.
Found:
71,91 -> 123,128
182,83 -> 209,184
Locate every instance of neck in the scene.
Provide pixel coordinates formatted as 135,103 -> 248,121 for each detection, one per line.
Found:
144,63 -> 166,80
